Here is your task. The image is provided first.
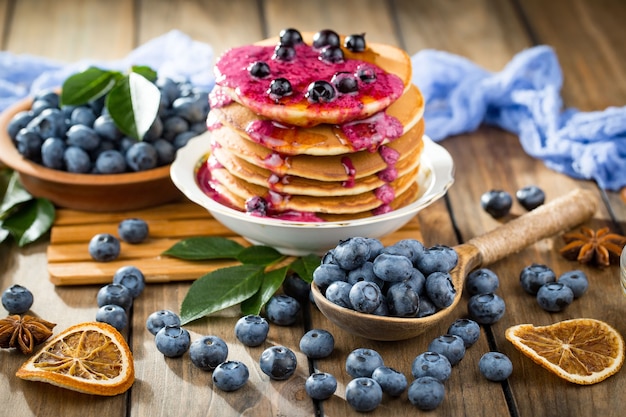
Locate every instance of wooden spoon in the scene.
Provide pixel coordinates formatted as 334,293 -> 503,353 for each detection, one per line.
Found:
311,188 -> 598,341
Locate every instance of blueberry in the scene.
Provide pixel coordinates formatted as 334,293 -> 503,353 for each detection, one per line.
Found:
88,233 -> 121,262
15,128 -> 43,161
324,281 -> 353,309
265,294 -> 300,325
259,345 -> 297,380
428,334 -> 466,366
373,253 -> 413,282
312,29 -> 340,49
386,281 -> 419,317
2,284 -> 34,314
416,245 -> 458,275
34,90 -> 60,108
273,44 -> 296,61
408,376 -> 445,410
447,318 -> 481,348
189,335 -> 229,371
536,282 -> 574,312
344,33 -> 367,52
146,309 -> 181,335
163,116 -> 190,141
371,366 -> 407,397
156,77 -> 181,105
235,314 -> 269,347
404,268 -> 426,295
268,78 -> 293,99
152,139 -> 176,165
331,72 -> 358,94
279,28 -> 303,46
212,360 -> 249,391
345,377 -> 383,412
349,281 -> 383,313
467,293 -> 506,324
516,185 -> 545,211
249,61 -> 271,78
313,263 -> 347,292
118,218 -> 149,244
364,238 -> 384,260
557,270 -> 588,298
299,329 -> 335,359
70,106 -> 96,127
95,149 -> 126,174
30,99 -> 55,116
96,283 -> 133,310
319,46 -> 344,64
126,142 -> 158,171
411,351 -> 452,381
173,94 -> 209,124
356,65 -> 377,83
305,372 -> 337,400
416,295 -> 438,317
27,108 -> 66,138
332,237 -> 371,270
520,263 -> 556,295
7,110 -> 35,140
112,265 -> 145,298
345,347 -> 384,378
347,261 -> 383,288
425,271 -> 456,309
245,196 -> 269,216
481,190 -> 513,218
382,239 -> 425,264
93,114 -> 122,141
479,352 -> 513,381
282,273 -> 310,301
64,146 -> 92,173
174,130 -> 198,148
41,137 -> 66,169
155,325 -> 191,357
466,268 -> 500,296
66,124 -> 101,151
96,304 -> 128,331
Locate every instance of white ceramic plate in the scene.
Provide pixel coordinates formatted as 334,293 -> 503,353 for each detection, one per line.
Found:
170,134 -> 454,255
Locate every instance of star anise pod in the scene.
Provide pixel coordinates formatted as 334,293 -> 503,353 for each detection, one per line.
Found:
559,226 -> 626,267
0,315 -> 56,354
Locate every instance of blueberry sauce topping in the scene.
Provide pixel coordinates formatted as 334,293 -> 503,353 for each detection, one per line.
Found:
245,196 -> 269,216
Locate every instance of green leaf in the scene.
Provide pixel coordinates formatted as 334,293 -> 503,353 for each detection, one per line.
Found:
0,222 -> 9,244
0,173 -> 32,218
60,67 -> 120,106
237,245 -> 284,265
2,198 -> 55,246
240,267 -> 288,315
180,264 -> 265,325
132,65 -> 157,82
105,72 -> 161,140
163,236 -> 244,260
288,254 -> 321,283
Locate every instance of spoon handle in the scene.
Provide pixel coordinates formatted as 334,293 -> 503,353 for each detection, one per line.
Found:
467,188 -> 598,267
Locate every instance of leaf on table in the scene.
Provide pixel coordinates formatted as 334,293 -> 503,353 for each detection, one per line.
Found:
106,72 -> 160,140
180,264 -> 265,325
1,198 -> 55,246
288,254 -> 321,283
163,236 -> 244,260
236,245 -> 284,265
240,267 -> 289,316
0,173 -> 32,218
60,67 -> 121,106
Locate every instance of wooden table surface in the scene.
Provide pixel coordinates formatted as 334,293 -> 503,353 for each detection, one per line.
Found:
1,1 -> 625,416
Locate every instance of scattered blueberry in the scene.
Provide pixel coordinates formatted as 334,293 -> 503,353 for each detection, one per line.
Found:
234,314 -> 269,347
112,265 -> 145,298
345,347 -> 384,378
520,264 -> 556,295
428,334 -> 466,366
282,274 -> 310,302
96,304 -> 128,331
345,377 -> 383,412
259,345 -> 298,380
481,190 -> 513,218
118,218 -> 149,244
447,318 -> 481,348
467,293 -> 506,324
189,335 -> 229,371
411,351 -> 452,382
96,283 -> 133,310
155,325 -> 191,357
466,268 -> 500,296
536,282 -> 574,312
265,294 -> 300,325
557,270 -> 588,298
299,329 -> 335,359
408,376 -> 445,410
146,309 -> 181,335
516,185 -> 545,211
88,233 -> 121,262
305,372 -> 337,400
479,352 -> 513,381
212,360 -> 249,391
371,366 -> 407,397
2,284 -> 34,314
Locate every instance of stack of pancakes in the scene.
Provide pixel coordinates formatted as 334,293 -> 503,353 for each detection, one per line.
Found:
204,31 -> 425,221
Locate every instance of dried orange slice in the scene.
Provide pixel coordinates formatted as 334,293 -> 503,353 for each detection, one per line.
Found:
16,321 -> 134,396
506,318 -> 624,385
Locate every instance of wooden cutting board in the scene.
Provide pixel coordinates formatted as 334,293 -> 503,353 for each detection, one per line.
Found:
47,200 -> 423,286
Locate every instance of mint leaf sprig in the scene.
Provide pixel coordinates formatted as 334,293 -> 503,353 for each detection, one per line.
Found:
163,237 -> 320,325
61,66 -> 160,141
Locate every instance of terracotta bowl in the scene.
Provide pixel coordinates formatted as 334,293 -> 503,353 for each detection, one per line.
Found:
0,97 -> 182,212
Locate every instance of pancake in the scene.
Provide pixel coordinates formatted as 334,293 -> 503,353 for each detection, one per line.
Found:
209,118 -> 425,182
210,84 -> 424,156
213,31 -> 411,127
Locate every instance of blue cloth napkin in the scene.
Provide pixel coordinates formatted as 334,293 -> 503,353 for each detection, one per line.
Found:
412,46 -> 626,191
1,31 -> 624,191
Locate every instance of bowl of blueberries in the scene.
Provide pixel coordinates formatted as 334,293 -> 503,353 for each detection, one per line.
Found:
0,75 -> 210,212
